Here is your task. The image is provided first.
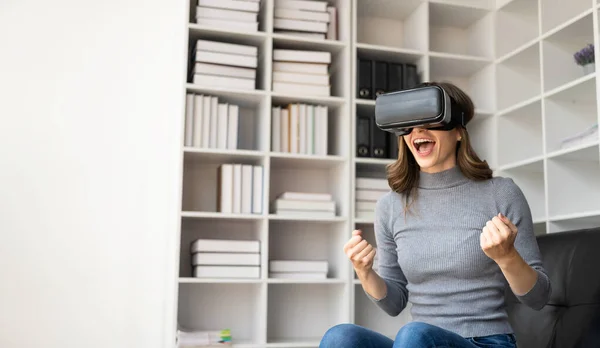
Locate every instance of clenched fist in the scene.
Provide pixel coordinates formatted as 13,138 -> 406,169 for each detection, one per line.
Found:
344,229 -> 376,276
480,213 -> 518,264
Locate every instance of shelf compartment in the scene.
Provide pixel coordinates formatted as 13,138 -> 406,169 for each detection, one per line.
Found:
179,218 -> 266,278
354,283 -> 412,338
495,160 -> 547,223
496,42 -> 541,111
546,143 -> 600,217
495,0 -> 540,58
497,99 -> 543,167
466,114 -> 496,169
541,12 -> 594,92
429,55 -> 494,112
267,283 -> 347,344
548,212 -> 600,233
269,158 -> 349,218
178,283 -> 265,346
272,38 -> 349,99
268,220 -> 349,279
533,221 -> 548,236
540,0 -> 591,35
183,90 -> 270,152
543,75 -> 598,153
428,2 -> 493,59
355,0 -> 427,51
182,154 -> 266,213
187,27 -> 269,91
270,100 -> 350,158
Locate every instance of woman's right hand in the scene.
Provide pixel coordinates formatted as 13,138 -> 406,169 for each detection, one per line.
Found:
343,229 -> 376,276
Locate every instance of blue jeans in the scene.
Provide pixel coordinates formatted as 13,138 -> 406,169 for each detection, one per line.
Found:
319,322 -> 517,348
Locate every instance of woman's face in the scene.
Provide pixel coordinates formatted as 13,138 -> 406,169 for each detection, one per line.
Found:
403,127 -> 461,173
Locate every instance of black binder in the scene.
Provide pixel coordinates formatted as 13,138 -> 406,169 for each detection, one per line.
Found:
403,64 -> 419,90
387,62 -> 404,92
370,113 -> 388,158
388,134 -> 399,160
357,59 -> 372,99
372,60 -> 388,98
356,114 -> 371,157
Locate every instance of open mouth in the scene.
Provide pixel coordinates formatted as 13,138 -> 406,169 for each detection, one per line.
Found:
413,138 -> 436,155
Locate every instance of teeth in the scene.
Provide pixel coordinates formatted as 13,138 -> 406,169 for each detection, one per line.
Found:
414,139 -> 434,144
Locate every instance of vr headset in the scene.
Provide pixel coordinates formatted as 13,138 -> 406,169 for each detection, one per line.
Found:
374,85 -> 466,136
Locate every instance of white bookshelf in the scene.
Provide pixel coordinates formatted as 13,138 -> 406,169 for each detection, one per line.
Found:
172,0 -> 600,347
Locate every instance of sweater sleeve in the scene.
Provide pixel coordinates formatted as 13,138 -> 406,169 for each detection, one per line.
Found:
494,177 -> 552,310
365,193 -> 409,317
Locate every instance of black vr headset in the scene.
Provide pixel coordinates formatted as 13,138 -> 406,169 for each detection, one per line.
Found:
374,84 -> 466,136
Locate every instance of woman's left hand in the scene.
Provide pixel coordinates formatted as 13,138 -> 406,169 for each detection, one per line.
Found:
480,213 -> 518,264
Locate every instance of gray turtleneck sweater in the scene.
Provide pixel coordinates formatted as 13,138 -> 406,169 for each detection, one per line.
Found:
369,166 -> 551,338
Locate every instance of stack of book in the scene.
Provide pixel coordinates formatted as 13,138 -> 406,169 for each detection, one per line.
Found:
190,238 -> 261,279
271,103 -> 328,155
192,39 -> 258,90
184,94 -> 239,149
356,58 -> 420,100
272,48 -> 331,96
269,260 -> 328,279
217,164 -> 263,214
271,191 -> 335,217
196,0 -> 260,32
355,177 -> 389,220
176,328 -> 233,347
273,0 -> 337,40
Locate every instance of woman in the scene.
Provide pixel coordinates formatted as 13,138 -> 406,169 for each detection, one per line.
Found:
320,82 -> 551,348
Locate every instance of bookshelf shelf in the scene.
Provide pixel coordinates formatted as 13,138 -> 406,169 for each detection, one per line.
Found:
173,0 -> 600,346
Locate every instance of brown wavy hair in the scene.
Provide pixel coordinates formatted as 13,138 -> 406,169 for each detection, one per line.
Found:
386,81 -> 493,212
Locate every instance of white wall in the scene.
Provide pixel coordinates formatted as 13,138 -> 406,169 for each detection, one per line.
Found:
0,0 -> 187,347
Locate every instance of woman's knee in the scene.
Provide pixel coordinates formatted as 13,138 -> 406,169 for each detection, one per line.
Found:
319,323 -> 364,348
395,321 -> 440,344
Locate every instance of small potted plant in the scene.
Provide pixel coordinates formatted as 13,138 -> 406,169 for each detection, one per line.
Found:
574,43 -> 595,74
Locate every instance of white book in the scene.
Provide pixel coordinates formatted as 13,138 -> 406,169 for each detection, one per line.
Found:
274,198 -> 335,212
209,97 -> 218,148
196,39 -> 258,56
326,6 -> 337,40
193,95 -> 204,147
194,62 -> 256,79
299,104 -> 306,154
273,81 -> 330,96
269,272 -> 327,279
272,71 -> 329,86
274,18 -> 328,33
252,165 -> 263,214
316,105 -> 328,155
196,17 -> 259,32
274,209 -> 335,217
217,164 -> 233,213
306,105 -> 314,154
193,74 -> 255,90
192,252 -> 260,266
355,200 -> 377,212
232,164 -> 242,213
275,0 -> 327,12
355,189 -> 388,201
185,94 -> 194,147
269,260 -> 328,273
201,95 -> 211,148
273,61 -> 328,75
274,8 -> 330,22
278,191 -> 332,201
198,0 -> 260,12
280,108 -> 289,152
196,6 -> 258,22
241,164 -> 253,214
356,177 -> 389,190
288,104 -> 299,153
217,103 -> 228,149
272,107 -> 281,152
195,50 -> 258,68
273,49 -> 331,64
193,265 -> 260,279
191,238 -> 260,253
227,104 -> 239,150
274,30 -> 326,39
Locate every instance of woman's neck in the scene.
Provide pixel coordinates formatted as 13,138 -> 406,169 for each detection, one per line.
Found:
418,165 -> 469,189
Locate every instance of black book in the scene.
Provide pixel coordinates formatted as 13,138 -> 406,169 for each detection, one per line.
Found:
356,114 -> 371,157
370,113 -> 388,158
403,64 -> 420,89
387,62 -> 404,92
357,59 -> 372,99
372,60 -> 388,98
